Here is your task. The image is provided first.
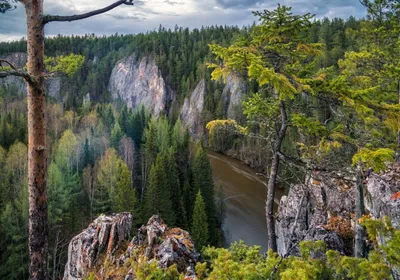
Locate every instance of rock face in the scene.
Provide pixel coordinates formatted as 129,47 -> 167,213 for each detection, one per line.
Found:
365,166 -> 400,228
221,75 -> 246,120
277,166 -> 400,257
126,215 -> 200,273
0,52 -> 61,99
108,55 -> 175,116
63,214 -> 199,280
63,213 -> 132,280
180,79 -> 207,139
276,180 -> 352,256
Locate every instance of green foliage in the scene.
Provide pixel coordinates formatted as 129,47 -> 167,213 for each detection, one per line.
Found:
44,54 -> 85,77
0,203 -> 28,280
191,191 -> 209,250
206,119 -> 246,152
352,148 -> 395,172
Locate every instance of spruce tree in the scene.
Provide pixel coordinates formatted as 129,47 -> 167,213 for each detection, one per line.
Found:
110,122 -> 124,148
144,154 -> 176,225
114,158 -> 137,214
165,148 -> 187,227
192,145 -> 217,244
191,191 -> 209,251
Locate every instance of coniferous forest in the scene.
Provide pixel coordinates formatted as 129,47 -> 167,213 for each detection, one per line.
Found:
0,0 -> 400,279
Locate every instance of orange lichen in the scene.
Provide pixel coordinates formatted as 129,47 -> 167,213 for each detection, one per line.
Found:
390,191 -> 400,200
323,216 -> 353,239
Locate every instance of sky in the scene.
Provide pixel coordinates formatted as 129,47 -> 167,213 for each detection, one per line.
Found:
0,0 -> 367,42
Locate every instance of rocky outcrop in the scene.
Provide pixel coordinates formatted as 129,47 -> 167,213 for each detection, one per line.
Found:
108,55 -> 175,116
276,179 -> 353,256
221,75 -> 246,120
276,166 -> 400,257
0,52 -> 61,99
180,79 -> 207,139
365,166 -> 400,228
63,214 -> 199,280
125,215 -> 200,274
63,213 -> 132,280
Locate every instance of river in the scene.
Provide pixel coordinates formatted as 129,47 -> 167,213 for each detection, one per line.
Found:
207,150 -> 284,251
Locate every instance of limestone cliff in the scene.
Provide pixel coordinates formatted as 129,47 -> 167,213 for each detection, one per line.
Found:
63,214 -> 199,280
276,166 -> 400,256
180,79 -> 207,140
221,75 -> 246,120
0,52 -> 61,99
108,55 -> 175,117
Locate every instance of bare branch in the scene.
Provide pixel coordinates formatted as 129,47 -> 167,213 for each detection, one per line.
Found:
0,70 -> 37,84
0,59 -> 17,70
43,0 -> 134,24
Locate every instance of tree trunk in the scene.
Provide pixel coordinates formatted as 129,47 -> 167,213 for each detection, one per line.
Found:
354,165 -> 366,258
266,100 -> 288,252
397,80 -> 400,162
24,1 -> 49,279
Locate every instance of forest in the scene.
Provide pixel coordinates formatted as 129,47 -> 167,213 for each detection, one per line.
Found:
0,0 -> 400,279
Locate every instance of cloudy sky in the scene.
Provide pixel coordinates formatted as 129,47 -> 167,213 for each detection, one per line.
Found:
0,0 -> 367,42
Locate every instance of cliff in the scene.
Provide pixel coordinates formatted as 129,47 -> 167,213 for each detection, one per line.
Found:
276,165 -> 400,256
108,55 -> 175,117
221,75 -> 246,120
180,79 -> 207,140
63,214 -> 199,280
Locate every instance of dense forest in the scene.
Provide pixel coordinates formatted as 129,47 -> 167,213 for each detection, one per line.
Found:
0,0 -> 400,279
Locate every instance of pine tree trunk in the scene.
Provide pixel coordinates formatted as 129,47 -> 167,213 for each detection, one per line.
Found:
354,165 -> 366,258
24,0 -> 49,279
266,100 -> 288,252
397,80 -> 400,162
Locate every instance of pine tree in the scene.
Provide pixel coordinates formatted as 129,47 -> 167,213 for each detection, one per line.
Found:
191,191 -> 209,250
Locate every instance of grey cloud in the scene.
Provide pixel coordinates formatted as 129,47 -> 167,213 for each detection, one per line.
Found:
215,0 -> 263,8
0,0 -> 367,42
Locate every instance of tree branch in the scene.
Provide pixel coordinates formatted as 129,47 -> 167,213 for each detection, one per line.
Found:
0,59 -> 17,70
0,70 -> 37,84
43,0 -> 134,24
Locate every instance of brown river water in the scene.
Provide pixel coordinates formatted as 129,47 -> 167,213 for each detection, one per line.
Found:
207,150 -> 284,251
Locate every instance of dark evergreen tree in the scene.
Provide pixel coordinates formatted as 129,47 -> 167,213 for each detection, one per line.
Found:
144,154 -> 176,225
191,191 -> 209,250
192,145 -> 217,244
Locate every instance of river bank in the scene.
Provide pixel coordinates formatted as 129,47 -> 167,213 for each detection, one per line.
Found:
207,150 -> 284,251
